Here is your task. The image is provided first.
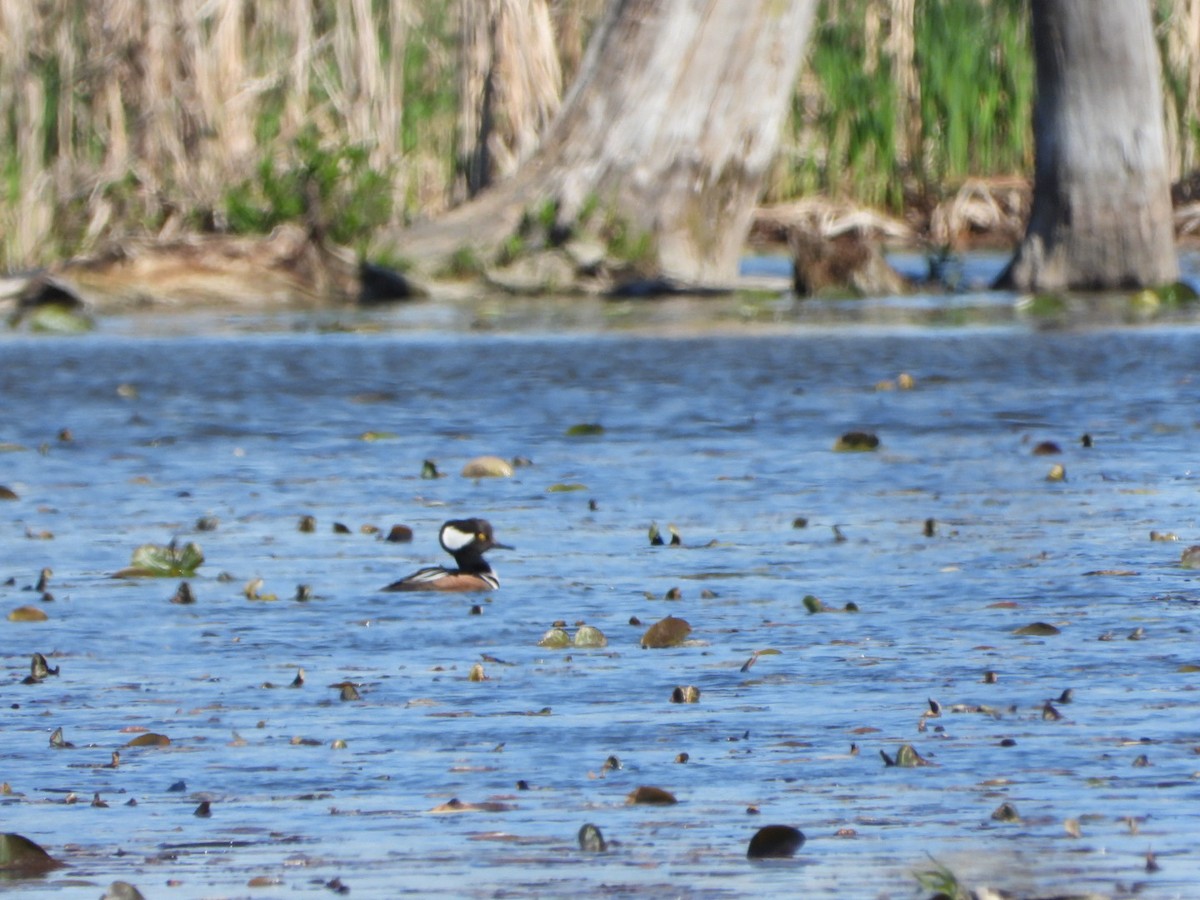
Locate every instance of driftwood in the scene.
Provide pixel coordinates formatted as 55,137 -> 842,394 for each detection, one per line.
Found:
0,225 -> 413,315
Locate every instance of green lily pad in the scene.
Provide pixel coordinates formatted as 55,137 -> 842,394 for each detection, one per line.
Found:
566,423 -> 604,437
641,615 -> 691,649
360,430 -> 398,442
0,832 -> 61,873
116,542 -> 204,578
547,482 -> 587,492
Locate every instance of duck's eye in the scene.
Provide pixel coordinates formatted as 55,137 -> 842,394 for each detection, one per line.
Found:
477,532 -> 486,541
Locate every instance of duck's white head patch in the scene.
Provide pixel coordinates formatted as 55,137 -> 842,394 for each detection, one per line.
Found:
441,522 -> 477,551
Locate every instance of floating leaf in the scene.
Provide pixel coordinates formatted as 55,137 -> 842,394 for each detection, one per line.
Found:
746,824 -> 806,859
640,615 -> 691,648
648,522 -> 664,546
670,685 -> 700,703
102,881 -> 146,900
833,431 -> 879,452
538,627 -> 571,649
0,833 -> 61,873
420,459 -> 443,479
881,743 -> 930,767
1013,621 -> 1060,636
386,524 -> 413,543
1180,546 -> 1200,569
573,625 -> 607,648
626,785 -> 677,805
360,430 -> 397,442
461,455 -> 514,478
547,482 -> 587,492
125,733 -> 171,748
0,486 -> 17,500
116,542 -> 204,578
991,801 -> 1020,822
8,606 -> 48,622
566,423 -> 604,437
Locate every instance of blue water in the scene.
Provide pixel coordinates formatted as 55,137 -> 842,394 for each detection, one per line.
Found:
2,291 -> 1200,899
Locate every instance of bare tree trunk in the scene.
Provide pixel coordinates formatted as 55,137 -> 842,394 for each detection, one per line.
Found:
456,0 -> 562,200
390,0 -> 818,287
997,0 -> 1177,291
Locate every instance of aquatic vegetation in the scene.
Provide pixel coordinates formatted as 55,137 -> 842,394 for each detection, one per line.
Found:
1180,545 -> 1200,569
115,542 -> 204,578
669,685 -> 700,703
881,744 -> 931,767
124,733 -> 171,748
573,625 -> 607,648
833,430 -> 880,451
565,422 -> 604,436
1013,621 -> 1060,636
913,859 -> 969,900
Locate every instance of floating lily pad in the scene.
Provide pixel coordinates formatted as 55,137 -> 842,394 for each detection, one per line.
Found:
566,423 -> 604,437
0,833 -> 61,873
1013,621 -> 1060,636
547,482 -> 587,492
125,733 -> 171,747
115,542 -> 204,578
626,785 -> 677,805
360,430 -> 398,441
461,455 -> 514,478
640,615 -> 691,648
573,625 -> 607,648
834,431 -> 879,452
746,824 -> 806,859
8,606 -> 48,622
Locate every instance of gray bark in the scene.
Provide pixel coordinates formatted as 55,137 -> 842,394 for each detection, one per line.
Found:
997,0 -> 1178,291
390,0 -> 818,287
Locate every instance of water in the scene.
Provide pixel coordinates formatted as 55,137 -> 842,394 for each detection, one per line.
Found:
2,277 -> 1200,899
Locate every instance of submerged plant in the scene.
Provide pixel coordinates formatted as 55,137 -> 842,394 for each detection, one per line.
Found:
914,857 -> 970,900
116,542 -> 204,578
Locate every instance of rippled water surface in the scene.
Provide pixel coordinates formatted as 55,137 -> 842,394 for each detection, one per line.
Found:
3,283 -> 1200,899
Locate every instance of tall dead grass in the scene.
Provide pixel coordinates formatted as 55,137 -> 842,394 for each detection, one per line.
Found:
0,0 -> 431,269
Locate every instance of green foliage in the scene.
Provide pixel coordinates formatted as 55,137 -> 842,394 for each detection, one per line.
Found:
914,858 -> 970,900
222,125 -> 393,251
439,245 -> 486,280
781,0 -> 1033,211
117,542 -> 205,578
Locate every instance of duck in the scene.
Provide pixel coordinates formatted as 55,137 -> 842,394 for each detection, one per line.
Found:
381,518 -> 511,592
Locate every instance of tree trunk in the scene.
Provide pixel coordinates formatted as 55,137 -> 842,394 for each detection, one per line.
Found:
996,0 -> 1178,291
456,0 -> 562,201
388,0 -> 818,288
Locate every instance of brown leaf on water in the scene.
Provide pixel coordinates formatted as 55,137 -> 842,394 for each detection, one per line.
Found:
0,486 -> 18,500
640,615 -> 691,648
429,798 -> 516,813
1083,569 -> 1138,577
125,733 -> 171,748
461,455 -> 514,478
1064,818 -> 1082,838
1013,621 -> 1060,636
8,605 -> 48,622
991,802 -> 1020,822
626,785 -> 677,805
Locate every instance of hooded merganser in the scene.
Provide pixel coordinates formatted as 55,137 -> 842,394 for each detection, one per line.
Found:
381,518 -> 511,592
